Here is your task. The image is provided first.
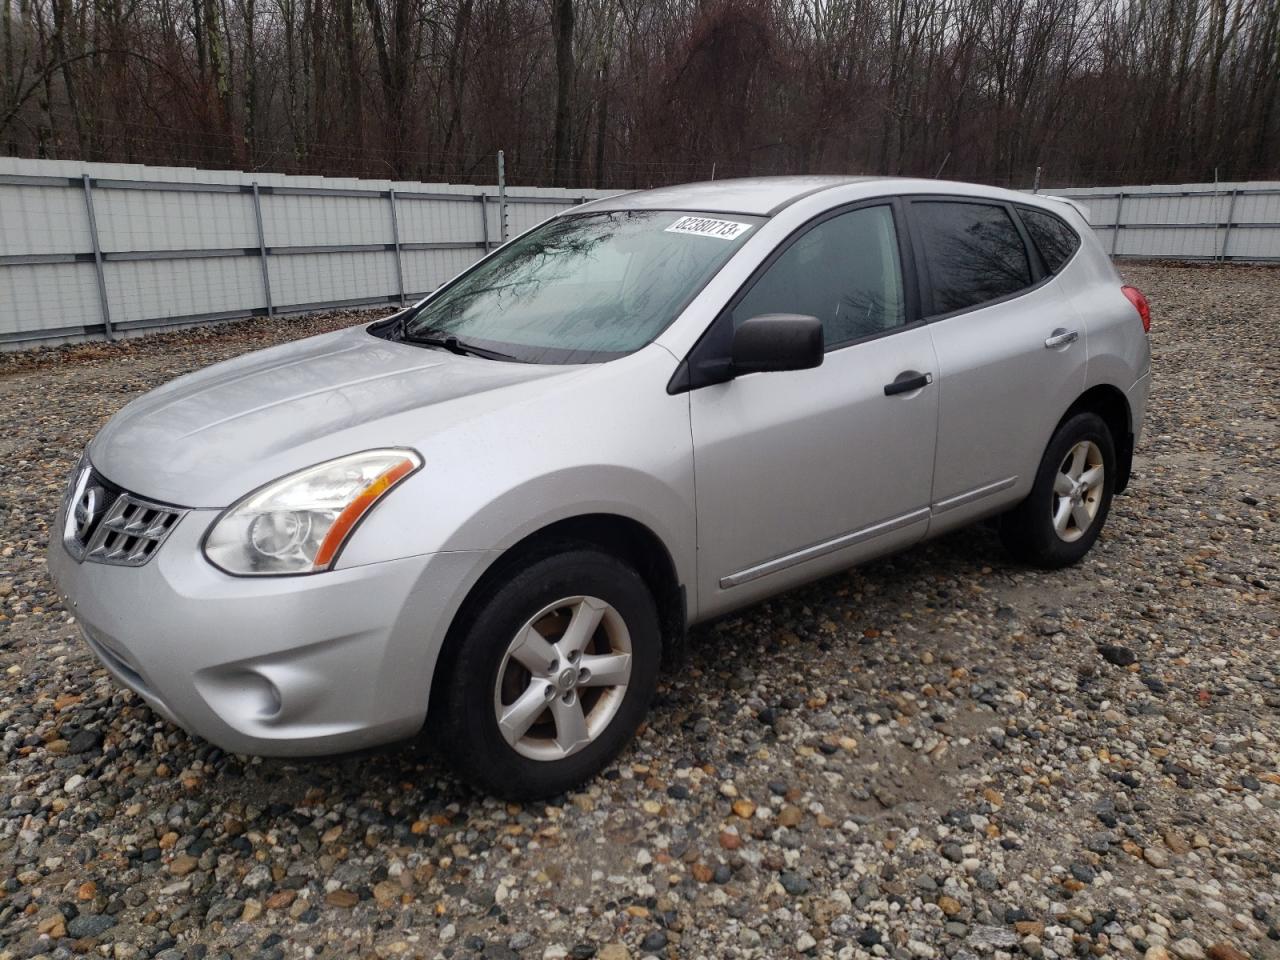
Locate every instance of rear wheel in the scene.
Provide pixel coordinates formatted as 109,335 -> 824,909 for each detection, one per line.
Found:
434,548 -> 661,799
1001,411 -> 1116,568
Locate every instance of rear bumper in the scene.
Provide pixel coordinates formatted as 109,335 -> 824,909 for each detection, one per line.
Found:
48,505 -> 493,756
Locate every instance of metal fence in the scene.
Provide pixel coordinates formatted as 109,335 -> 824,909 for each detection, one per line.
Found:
2,161 -> 1277,349
1044,181 -> 1280,261
0,158 -> 615,348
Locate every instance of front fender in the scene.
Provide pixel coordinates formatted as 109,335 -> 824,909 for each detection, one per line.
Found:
334,344 -> 697,605
449,464 -> 695,589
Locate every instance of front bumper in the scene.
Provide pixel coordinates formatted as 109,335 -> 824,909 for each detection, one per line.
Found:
48,505 -> 493,756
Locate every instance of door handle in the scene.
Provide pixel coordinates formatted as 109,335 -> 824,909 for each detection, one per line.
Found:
884,371 -> 933,396
1044,329 -> 1079,348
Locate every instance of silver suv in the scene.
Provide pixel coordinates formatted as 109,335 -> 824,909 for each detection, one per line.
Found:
50,177 -> 1152,797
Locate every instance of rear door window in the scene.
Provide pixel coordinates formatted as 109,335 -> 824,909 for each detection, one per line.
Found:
1018,206 -> 1081,273
912,201 -> 1033,315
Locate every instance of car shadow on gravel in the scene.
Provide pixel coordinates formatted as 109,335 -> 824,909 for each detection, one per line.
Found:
214,521 -> 1014,813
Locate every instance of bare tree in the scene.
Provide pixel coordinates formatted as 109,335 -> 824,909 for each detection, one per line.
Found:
1,0 -> 1276,186
550,0 -> 574,185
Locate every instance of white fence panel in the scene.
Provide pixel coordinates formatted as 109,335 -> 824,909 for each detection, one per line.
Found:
3,159 -> 1277,350
262,193 -> 392,247
95,187 -> 257,252
270,250 -> 399,308
1,262 -> 102,335
109,257 -> 266,325
401,248 -> 479,299
1,183 -> 94,256
0,158 -> 612,348
1046,181 -> 1280,262
398,196 -> 485,247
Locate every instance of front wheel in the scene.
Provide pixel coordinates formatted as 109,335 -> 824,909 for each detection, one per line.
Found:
1000,411 -> 1116,569
433,547 -> 661,799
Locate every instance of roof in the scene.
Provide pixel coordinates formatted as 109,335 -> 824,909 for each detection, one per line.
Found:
581,176 -> 884,216
578,175 -> 1093,224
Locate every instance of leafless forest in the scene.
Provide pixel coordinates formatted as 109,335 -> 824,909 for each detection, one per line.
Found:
1,0 -> 1277,188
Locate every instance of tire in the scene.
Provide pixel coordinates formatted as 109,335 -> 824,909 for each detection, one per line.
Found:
1000,411 -> 1116,569
433,547 -> 661,799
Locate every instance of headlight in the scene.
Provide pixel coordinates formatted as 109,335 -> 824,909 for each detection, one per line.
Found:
203,449 -> 422,575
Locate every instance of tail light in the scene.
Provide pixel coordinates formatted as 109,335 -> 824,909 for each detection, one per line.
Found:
1121,285 -> 1151,333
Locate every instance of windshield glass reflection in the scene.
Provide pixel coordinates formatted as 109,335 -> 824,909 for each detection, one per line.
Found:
401,209 -> 762,364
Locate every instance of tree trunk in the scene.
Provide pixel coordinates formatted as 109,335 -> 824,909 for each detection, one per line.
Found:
308,0 -> 328,156
440,0 -> 474,170
593,59 -> 609,189
242,0 -> 258,166
338,0 -> 361,151
363,0 -> 416,175
280,0 -> 304,163
49,0 -> 87,155
551,0 -> 575,186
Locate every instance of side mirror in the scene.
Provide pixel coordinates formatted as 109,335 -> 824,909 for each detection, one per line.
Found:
731,314 -> 824,375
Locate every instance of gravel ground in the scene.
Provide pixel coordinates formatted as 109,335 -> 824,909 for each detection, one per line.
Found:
1,263 -> 1277,960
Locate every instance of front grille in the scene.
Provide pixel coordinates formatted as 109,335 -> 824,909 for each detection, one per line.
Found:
63,461 -> 187,567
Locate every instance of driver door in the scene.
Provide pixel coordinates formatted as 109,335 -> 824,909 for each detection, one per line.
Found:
687,202 -> 940,617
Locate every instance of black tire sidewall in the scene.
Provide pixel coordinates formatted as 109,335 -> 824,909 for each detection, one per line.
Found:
1007,412 -> 1116,568
437,549 -> 661,798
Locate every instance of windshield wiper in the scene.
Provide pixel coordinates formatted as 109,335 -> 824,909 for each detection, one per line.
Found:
402,326 -> 518,361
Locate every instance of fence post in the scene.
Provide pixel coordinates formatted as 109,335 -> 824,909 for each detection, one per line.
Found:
1221,189 -> 1239,262
479,194 -> 491,251
388,188 -> 406,305
1110,191 -> 1125,256
251,183 -> 274,317
81,175 -> 113,341
497,150 -> 509,242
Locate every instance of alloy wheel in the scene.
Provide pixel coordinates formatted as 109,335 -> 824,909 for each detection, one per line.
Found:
492,596 -> 632,761
1051,439 -> 1105,543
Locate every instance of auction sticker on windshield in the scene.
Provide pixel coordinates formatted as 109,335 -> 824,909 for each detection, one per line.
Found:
665,216 -> 753,240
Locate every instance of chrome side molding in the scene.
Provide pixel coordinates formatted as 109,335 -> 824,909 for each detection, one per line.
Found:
719,476 -> 1019,589
720,507 -> 931,588
931,475 -> 1018,515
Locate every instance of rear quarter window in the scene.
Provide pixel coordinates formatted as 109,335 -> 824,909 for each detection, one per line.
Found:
1019,206 -> 1081,274
912,200 -> 1033,315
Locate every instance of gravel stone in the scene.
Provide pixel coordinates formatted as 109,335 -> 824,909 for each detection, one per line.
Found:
1098,644 -> 1138,667
969,924 -> 1019,950
1,265 -> 1277,958
638,930 -> 668,952
66,728 -> 103,753
66,913 -> 116,938
779,871 -> 810,895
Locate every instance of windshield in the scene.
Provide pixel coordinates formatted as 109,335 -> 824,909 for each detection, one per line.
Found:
400,209 -> 763,363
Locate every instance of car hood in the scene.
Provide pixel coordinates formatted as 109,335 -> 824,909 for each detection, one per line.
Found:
90,325 -> 572,507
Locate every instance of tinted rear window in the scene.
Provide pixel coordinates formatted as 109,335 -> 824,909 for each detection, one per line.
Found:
914,201 -> 1032,314
1019,206 -> 1081,273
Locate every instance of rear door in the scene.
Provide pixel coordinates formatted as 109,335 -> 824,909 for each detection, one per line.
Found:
907,198 -> 1087,531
